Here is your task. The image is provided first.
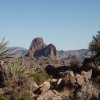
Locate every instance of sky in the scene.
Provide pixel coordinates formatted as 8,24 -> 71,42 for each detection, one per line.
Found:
0,0 -> 100,50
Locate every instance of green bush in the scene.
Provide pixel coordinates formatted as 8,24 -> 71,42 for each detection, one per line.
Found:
0,93 -> 35,100
0,95 -> 8,100
2,62 -> 32,95
19,94 -> 35,100
30,70 -> 52,85
10,93 -> 34,100
2,63 -> 26,80
32,72 -> 47,85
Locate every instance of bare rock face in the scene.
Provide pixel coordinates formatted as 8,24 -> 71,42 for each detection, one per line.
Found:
28,37 -> 46,57
34,44 -> 57,58
26,37 -> 57,58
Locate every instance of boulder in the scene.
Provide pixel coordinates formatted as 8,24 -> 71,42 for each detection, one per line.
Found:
50,79 -> 57,83
76,74 -> 84,85
34,81 -> 51,95
69,71 -> 74,77
63,71 -> 76,84
81,70 -> 92,80
30,81 -> 39,92
52,96 -> 62,100
40,81 -> 50,93
37,90 -> 56,100
70,71 -> 76,84
37,95 -> 43,100
57,78 -> 62,85
70,77 -> 76,84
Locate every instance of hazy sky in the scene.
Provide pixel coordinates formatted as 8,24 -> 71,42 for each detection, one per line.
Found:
0,0 -> 100,50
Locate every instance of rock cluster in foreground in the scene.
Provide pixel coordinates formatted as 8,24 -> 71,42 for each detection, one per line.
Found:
32,69 -> 100,100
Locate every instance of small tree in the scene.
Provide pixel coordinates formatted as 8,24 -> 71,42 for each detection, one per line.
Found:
89,31 -> 100,55
87,31 -> 100,68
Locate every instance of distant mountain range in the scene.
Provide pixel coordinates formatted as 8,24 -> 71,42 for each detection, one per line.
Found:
8,47 -> 92,59
57,49 -> 92,59
7,47 -> 28,58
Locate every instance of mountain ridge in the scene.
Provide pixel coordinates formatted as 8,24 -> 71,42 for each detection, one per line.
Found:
8,47 -> 92,59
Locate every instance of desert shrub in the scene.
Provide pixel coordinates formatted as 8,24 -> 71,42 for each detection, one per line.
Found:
69,56 -> 82,73
19,94 -> 35,100
88,31 -> 100,67
0,95 -> 8,100
0,38 -> 14,60
89,31 -> 100,54
2,63 -> 26,80
9,93 -> 34,100
0,38 -> 37,97
0,63 -> 36,99
70,55 -> 82,67
33,72 -> 46,85
0,93 -> 35,100
0,38 -> 14,87
2,62 -> 33,96
30,70 -> 52,85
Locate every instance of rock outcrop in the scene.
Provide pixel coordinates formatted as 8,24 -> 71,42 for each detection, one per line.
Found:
27,37 -> 46,57
34,44 -> 57,58
33,68 -> 99,100
25,37 -> 57,58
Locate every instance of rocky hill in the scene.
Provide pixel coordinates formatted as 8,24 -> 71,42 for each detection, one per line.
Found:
25,37 -> 57,58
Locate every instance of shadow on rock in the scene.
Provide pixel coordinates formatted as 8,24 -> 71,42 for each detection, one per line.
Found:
45,65 -> 68,78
